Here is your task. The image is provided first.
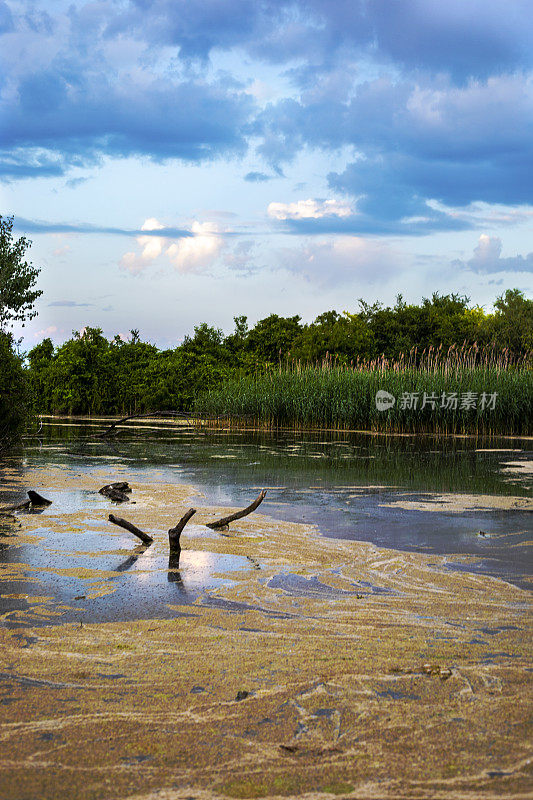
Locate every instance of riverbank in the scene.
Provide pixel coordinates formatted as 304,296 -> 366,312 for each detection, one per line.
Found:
0,466 -> 531,798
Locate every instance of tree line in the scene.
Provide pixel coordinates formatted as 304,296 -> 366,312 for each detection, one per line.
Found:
1,213 -> 532,430
26,289 -> 532,416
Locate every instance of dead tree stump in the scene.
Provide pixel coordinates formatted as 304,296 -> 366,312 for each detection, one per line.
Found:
168,508 -> 196,553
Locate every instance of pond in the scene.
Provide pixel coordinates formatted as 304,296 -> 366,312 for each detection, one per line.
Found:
0,419 -> 531,626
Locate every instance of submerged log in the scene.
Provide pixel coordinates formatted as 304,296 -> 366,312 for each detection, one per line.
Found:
101,482 -> 131,493
108,513 -> 153,544
206,490 -> 267,530
27,490 -> 52,507
168,508 -> 196,553
96,411 -> 197,438
99,483 -> 131,502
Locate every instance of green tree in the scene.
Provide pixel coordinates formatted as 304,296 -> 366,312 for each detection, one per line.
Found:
293,310 -> 374,362
109,331 -> 159,413
247,314 -> 302,363
26,337 -> 55,412
0,216 -> 42,448
46,328 -> 113,414
0,216 -> 42,331
492,289 -> 533,352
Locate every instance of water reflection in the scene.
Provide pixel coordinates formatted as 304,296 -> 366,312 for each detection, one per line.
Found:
115,544 -> 149,573
0,509 -> 251,627
0,422 -> 531,626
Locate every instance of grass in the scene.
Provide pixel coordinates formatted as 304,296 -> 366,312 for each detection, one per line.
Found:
196,345 -> 533,435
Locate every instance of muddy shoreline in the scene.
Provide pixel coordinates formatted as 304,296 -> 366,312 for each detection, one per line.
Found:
0,464 -> 532,798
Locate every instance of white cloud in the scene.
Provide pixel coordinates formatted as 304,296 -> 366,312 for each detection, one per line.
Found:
224,240 -> 255,272
464,235 -> 533,273
138,217 -> 165,260
428,200 -> 533,227
119,251 -> 146,275
166,221 -> 223,273
279,236 -> 399,285
268,198 -> 353,220
472,234 -> 502,264
119,218 -> 224,275
119,217 -> 166,274
52,244 -> 71,257
34,325 -> 58,339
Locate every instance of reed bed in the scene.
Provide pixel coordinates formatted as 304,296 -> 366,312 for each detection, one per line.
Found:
196,345 -> 533,435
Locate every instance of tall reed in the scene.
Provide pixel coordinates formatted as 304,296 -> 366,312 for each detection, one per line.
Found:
196,345 -> 532,435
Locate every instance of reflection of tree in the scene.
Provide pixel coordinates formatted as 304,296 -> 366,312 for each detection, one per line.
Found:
167,551 -> 184,588
114,544 -> 149,573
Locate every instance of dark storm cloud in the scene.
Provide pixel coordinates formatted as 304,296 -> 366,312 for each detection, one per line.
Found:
0,1 -> 13,33
0,66 -> 254,178
107,0 -> 533,79
48,300 -> 93,307
2,0 -> 532,235
256,70 -> 533,229
274,209 -> 471,237
244,171 -> 272,182
13,218 -> 194,239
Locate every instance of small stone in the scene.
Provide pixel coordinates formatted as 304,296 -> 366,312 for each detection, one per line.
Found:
279,743 -> 298,753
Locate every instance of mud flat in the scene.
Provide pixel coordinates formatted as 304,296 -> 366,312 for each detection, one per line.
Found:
0,467 -> 532,799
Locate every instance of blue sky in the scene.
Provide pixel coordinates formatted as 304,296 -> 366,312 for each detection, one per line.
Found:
1,0 -> 532,348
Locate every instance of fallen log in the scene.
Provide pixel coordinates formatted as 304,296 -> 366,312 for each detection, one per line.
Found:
27,490 -> 52,507
109,513 -> 153,544
206,490 -> 267,530
168,508 -> 196,553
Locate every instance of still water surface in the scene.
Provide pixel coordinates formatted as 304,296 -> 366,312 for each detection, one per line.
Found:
1,421 -> 531,624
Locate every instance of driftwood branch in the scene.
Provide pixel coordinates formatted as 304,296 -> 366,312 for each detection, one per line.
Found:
109,513 -> 153,544
93,409 -> 256,439
96,411 -> 200,438
168,508 -> 196,553
97,412 -> 160,438
27,491 -> 52,507
206,490 -> 267,530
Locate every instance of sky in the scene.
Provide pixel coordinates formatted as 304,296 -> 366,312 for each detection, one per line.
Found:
1,0 -> 532,349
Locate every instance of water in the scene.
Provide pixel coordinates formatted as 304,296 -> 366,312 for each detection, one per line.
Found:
0,420 -> 531,625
